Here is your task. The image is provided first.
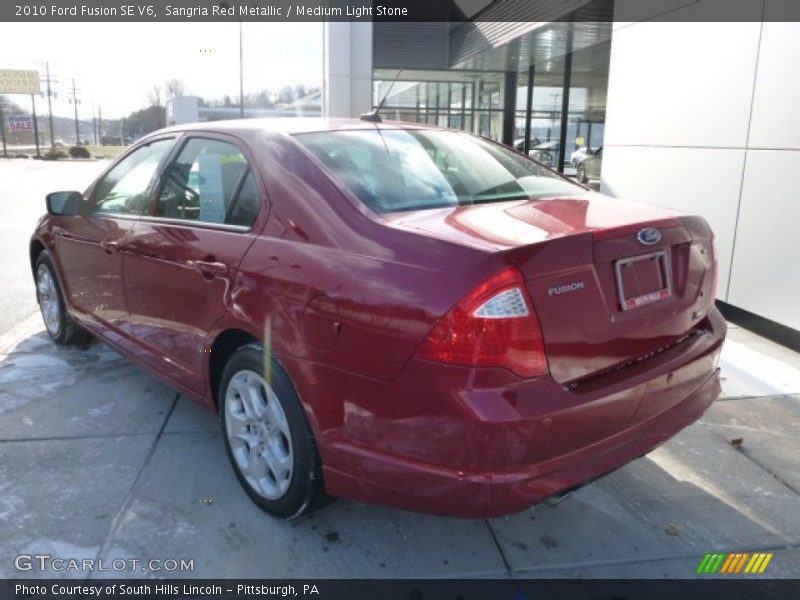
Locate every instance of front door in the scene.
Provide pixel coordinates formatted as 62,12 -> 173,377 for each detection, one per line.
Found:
55,138 -> 176,330
122,135 -> 263,393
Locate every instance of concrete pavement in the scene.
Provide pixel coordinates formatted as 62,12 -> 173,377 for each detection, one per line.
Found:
0,159 -> 110,337
1,313 -> 799,579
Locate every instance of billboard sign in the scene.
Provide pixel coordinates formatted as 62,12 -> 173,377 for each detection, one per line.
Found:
8,115 -> 33,131
0,69 -> 41,94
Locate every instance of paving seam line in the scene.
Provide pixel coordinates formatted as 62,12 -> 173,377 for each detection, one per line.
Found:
484,520 -> 514,576
702,423 -> 800,498
0,432 -> 157,444
703,421 -> 800,442
87,392 -> 181,582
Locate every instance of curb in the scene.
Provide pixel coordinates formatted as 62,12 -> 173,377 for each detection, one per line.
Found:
0,312 -> 45,355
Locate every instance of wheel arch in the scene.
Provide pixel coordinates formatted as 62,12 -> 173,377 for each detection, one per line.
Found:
30,238 -> 46,276
207,328 -> 260,411
206,326 -> 325,442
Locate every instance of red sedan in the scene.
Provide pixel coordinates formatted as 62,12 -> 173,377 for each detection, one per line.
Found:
30,119 -> 725,519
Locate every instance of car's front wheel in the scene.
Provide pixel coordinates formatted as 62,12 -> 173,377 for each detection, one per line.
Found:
219,344 -> 325,519
35,251 -> 89,345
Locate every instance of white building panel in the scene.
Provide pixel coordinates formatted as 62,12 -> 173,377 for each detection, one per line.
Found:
728,150 -> 800,330
604,21 -> 760,148
748,22 -> 800,150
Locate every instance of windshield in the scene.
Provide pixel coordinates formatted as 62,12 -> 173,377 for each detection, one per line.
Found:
294,129 -> 581,214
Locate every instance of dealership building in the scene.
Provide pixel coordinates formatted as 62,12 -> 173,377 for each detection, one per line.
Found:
320,3 -> 799,343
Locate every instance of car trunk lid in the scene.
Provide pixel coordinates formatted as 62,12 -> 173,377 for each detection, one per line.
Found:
505,209 -> 715,385
383,194 -> 716,384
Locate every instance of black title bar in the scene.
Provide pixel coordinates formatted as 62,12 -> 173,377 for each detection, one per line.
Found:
5,579 -> 800,600
4,0 -> 800,22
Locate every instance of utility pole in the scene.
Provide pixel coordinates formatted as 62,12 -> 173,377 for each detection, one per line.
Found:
31,94 -> 40,157
69,78 -> 81,144
98,106 -> 102,145
92,102 -> 97,145
43,62 -> 56,147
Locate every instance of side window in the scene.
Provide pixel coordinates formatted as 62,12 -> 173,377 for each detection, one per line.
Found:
228,172 -> 260,228
91,139 -> 175,215
156,138 -> 250,225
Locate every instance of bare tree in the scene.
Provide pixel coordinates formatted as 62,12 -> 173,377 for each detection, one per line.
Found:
164,79 -> 186,99
147,84 -> 163,107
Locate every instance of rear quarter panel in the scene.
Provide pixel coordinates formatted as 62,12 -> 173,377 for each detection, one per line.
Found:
233,134 -> 499,382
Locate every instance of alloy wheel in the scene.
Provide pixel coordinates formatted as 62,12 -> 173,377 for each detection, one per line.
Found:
224,369 -> 294,500
37,263 -> 61,337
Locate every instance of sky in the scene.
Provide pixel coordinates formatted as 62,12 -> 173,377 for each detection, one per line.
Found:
0,22 -> 323,119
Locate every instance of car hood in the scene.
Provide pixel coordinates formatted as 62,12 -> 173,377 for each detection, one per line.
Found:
381,193 -> 682,251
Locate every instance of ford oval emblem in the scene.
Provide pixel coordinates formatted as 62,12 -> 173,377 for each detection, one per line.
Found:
637,227 -> 662,245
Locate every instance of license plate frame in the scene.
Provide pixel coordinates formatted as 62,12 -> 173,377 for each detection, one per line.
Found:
615,249 -> 672,311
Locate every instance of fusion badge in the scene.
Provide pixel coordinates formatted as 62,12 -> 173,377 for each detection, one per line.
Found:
548,281 -> 585,296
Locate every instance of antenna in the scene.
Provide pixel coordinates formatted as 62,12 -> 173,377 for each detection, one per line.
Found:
360,69 -> 402,123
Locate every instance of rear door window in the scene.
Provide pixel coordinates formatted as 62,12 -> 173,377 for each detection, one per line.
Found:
227,172 -> 260,228
155,138 -> 257,226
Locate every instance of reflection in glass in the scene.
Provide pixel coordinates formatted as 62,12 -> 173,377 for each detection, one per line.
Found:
296,129 -> 581,214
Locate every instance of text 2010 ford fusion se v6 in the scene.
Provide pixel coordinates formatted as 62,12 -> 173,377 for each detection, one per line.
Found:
30,119 -> 725,518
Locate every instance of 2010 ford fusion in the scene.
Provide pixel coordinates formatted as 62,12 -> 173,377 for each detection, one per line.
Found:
30,118 -> 725,519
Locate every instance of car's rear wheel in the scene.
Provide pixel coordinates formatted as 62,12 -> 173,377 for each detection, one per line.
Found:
219,345 -> 325,519
35,252 -> 89,345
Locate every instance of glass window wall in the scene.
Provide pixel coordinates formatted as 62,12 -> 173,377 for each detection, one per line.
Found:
372,70 -> 504,142
373,37 -> 610,183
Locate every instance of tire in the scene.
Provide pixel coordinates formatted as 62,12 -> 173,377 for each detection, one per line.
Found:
577,164 -> 588,184
34,251 -> 90,345
219,344 -> 325,519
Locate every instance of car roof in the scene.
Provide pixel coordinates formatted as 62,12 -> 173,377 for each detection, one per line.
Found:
158,117 -> 442,137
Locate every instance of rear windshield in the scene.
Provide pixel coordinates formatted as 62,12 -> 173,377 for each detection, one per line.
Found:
294,129 -> 581,214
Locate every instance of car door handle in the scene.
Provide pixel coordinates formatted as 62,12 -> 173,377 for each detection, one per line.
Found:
101,240 -> 120,254
189,260 -> 229,279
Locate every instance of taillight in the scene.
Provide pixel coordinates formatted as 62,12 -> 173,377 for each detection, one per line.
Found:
417,266 -> 548,378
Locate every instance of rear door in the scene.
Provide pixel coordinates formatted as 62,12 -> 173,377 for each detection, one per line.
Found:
122,134 -> 264,393
55,138 -> 176,330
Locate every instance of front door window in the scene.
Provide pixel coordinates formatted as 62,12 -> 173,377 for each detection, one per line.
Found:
90,139 -> 175,215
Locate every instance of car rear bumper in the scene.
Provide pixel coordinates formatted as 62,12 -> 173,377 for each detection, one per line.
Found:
324,366 -> 720,517
304,309 -> 726,518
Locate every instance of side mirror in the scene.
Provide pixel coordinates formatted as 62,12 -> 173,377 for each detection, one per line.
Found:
46,191 -> 84,216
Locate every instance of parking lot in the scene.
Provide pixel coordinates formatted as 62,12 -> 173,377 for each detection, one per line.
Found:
1,160 -> 800,579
